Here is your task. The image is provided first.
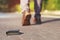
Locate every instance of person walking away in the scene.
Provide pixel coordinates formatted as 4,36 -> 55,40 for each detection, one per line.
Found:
20,0 -> 31,26
34,0 -> 43,24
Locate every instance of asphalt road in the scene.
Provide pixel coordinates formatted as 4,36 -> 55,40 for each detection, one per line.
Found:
0,13 -> 60,40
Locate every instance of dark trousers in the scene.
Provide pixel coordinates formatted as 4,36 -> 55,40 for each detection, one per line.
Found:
34,0 -> 42,17
34,0 -> 43,23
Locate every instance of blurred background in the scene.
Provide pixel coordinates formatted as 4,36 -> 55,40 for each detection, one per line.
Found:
0,0 -> 60,12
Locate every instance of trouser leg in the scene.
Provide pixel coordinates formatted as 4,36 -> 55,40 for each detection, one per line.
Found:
34,0 -> 42,24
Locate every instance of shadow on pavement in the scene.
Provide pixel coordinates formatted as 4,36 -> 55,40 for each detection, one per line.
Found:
30,18 -> 60,26
42,18 -> 60,24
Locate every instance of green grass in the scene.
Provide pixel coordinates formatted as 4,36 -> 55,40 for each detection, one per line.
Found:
30,1 -> 34,11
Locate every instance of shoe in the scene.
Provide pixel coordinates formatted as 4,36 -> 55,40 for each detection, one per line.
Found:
34,14 -> 41,24
23,14 -> 31,26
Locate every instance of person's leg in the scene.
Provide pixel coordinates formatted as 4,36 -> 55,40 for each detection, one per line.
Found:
21,0 -> 31,26
34,0 -> 42,24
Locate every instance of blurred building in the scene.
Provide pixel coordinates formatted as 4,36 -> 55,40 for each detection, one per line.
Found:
0,0 -> 20,12
0,0 -> 8,12
7,0 -> 20,12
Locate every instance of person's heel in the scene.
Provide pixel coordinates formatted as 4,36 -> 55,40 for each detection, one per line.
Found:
23,14 -> 31,26
34,14 -> 41,24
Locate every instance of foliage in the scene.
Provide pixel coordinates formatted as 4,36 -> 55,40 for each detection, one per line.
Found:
43,0 -> 60,10
0,0 -> 60,12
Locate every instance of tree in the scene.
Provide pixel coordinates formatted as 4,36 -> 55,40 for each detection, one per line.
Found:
46,0 -> 57,10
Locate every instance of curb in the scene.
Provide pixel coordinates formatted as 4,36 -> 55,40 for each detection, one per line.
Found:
41,11 -> 60,16
41,15 -> 60,18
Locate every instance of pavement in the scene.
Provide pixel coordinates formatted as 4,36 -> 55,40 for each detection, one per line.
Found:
0,12 -> 60,40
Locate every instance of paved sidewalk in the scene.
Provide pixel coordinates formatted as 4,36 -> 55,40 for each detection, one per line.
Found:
0,13 -> 60,40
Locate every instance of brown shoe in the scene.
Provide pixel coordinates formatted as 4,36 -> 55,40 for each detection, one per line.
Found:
23,14 -> 31,26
